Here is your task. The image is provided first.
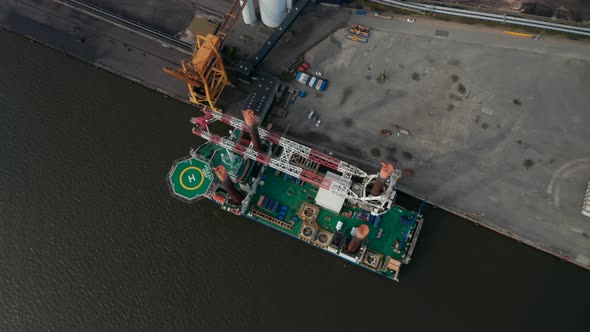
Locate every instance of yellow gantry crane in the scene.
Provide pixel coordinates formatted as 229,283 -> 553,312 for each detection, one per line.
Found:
164,0 -> 245,111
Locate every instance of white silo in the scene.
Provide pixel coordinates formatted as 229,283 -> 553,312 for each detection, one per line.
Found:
240,0 -> 257,25
259,0 -> 287,28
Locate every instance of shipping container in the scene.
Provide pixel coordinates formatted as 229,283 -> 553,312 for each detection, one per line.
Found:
369,214 -> 376,225
373,216 -> 381,227
314,79 -> 327,91
309,76 -> 317,88
295,71 -> 309,84
295,71 -> 327,91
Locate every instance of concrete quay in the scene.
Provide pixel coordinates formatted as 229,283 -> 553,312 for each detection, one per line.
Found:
1,0 -> 192,100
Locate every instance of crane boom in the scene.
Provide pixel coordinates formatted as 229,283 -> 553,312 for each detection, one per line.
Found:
190,108 -> 402,215
193,107 -> 371,199
216,0 -> 247,43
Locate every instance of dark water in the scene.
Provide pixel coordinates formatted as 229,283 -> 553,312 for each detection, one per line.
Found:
0,29 -> 588,331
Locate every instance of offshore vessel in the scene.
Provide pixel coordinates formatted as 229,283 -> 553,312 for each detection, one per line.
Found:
168,108 -> 424,281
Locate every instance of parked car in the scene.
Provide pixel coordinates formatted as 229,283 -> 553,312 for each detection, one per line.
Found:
406,18 -> 416,23
316,119 -> 322,127
298,62 -> 310,72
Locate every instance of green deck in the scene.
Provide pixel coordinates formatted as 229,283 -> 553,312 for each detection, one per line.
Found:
198,142 -> 249,181
173,138 -> 422,281
251,167 -> 415,262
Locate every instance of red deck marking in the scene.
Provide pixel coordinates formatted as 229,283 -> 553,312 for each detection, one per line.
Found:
210,135 -> 221,144
309,150 -> 340,170
300,169 -> 331,189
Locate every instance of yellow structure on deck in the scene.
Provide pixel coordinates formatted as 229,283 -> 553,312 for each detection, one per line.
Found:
164,0 -> 245,111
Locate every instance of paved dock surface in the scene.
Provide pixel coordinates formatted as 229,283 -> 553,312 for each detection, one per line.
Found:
2,0 -> 589,269
283,13 -> 590,268
1,0 -> 190,100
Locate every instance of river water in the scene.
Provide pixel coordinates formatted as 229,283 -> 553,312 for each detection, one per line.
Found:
0,29 -> 588,331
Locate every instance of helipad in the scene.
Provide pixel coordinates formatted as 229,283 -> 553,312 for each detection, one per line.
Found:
169,156 -> 214,201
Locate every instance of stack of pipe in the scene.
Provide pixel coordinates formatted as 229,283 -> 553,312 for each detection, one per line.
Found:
348,224 -> 369,253
214,165 -> 243,204
241,109 -> 263,151
370,162 -> 394,196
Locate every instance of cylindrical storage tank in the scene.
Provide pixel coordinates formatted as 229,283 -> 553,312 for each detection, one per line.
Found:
240,0 -> 257,25
259,0 -> 287,28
